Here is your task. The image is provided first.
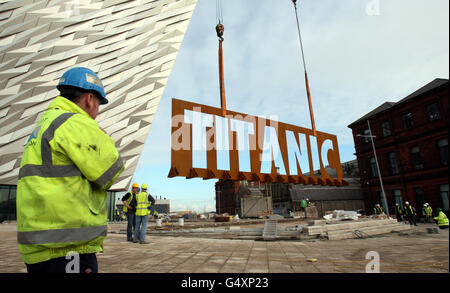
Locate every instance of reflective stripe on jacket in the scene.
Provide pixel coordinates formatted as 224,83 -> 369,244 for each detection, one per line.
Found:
17,96 -> 124,264
374,207 -> 385,215
434,211 -> 449,226
122,192 -> 135,213
135,192 -> 150,216
404,205 -> 415,216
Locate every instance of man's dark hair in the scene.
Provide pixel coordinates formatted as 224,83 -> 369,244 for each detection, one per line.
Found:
59,85 -> 101,104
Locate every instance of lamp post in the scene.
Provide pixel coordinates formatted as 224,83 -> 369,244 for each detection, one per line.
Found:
357,120 -> 389,217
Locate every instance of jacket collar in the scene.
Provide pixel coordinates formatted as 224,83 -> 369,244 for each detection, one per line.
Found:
47,96 -> 91,119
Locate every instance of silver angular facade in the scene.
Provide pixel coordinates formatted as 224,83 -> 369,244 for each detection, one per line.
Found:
0,0 -> 197,190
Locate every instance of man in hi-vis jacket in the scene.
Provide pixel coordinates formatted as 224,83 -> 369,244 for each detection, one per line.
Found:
17,67 -> 124,273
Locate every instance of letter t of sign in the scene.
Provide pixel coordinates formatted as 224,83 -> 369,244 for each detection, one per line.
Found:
230,118 -> 254,172
185,109 -> 213,169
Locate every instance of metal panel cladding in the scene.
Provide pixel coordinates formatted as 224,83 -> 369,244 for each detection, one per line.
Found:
0,0 -> 198,190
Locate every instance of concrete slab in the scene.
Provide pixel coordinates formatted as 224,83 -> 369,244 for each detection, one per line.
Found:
308,220 -> 326,226
327,223 -> 411,240
304,219 -> 399,235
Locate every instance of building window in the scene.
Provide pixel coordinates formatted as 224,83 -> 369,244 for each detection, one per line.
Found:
414,187 -> 424,210
388,152 -> 399,175
381,121 -> 391,137
370,157 -> 378,177
426,103 -> 440,121
410,146 -> 423,170
440,184 -> 449,211
363,129 -> 371,143
402,112 -> 413,129
394,190 -> 403,208
437,139 -> 448,166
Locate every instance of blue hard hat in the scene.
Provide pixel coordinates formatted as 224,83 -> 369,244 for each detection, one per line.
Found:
57,67 -> 108,104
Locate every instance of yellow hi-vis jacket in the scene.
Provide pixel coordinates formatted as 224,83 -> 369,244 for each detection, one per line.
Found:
135,192 -> 151,216
434,211 -> 449,227
17,96 -> 125,264
122,191 -> 135,213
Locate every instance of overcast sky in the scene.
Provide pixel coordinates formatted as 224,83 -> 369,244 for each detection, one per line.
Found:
126,0 -> 449,213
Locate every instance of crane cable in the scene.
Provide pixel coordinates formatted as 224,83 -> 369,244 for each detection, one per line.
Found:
291,0 -> 317,136
215,0 -> 224,41
293,0 -> 307,72
216,0 -> 224,26
216,0 -> 226,116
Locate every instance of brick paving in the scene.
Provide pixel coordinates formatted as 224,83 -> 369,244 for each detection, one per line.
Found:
0,222 -> 448,273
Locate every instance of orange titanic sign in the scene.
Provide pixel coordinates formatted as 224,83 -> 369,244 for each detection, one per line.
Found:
168,98 -> 346,186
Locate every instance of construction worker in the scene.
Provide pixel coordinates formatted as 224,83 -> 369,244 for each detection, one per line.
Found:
403,201 -> 417,226
147,195 -> 157,217
134,183 -> 155,244
306,197 -> 311,205
395,203 -> 403,221
17,67 -> 124,273
122,183 -> 139,242
301,196 -> 309,218
373,204 -> 385,215
433,208 -> 449,229
421,204 -> 427,222
423,203 -> 433,223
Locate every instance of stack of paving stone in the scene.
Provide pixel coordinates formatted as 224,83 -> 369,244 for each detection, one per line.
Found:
262,220 -> 278,240
303,219 -> 411,240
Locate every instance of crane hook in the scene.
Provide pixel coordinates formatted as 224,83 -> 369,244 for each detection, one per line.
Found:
216,23 -> 224,41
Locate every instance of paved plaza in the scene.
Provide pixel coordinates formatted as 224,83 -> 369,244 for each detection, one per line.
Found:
0,221 -> 448,273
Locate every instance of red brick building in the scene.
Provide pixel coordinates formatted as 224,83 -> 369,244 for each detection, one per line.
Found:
348,78 -> 449,217
215,180 -> 240,215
